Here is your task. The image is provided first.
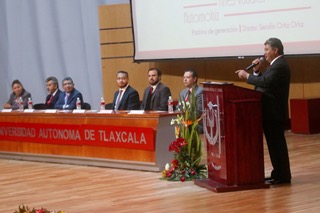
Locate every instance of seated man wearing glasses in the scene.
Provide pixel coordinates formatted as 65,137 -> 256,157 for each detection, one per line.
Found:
54,77 -> 83,110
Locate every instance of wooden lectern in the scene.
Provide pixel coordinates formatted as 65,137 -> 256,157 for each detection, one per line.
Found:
194,83 -> 269,192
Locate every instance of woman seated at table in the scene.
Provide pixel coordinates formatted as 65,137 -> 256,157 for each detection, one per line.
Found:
3,79 -> 32,110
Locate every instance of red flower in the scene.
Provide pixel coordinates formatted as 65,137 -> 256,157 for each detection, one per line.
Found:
171,159 -> 179,166
168,137 -> 188,154
180,176 -> 186,182
176,137 -> 187,147
169,167 -> 175,173
190,168 -> 196,175
179,139 -> 187,147
168,142 -> 180,153
166,171 -> 172,178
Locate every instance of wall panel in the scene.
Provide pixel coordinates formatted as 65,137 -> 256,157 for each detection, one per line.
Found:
100,28 -> 133,43
100,43 -> 133,58
99,4 -> 131,29
98,4 -> 320,117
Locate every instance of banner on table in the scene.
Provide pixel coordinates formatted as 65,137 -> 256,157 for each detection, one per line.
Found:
0,122 -> 155,151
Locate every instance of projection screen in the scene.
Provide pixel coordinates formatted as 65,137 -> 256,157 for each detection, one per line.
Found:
130,0 -> 320,61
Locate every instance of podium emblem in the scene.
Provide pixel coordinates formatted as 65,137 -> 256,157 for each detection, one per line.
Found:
203,95 -> 223,171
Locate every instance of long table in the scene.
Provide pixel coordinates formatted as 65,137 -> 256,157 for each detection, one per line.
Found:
0,110 -> 177,171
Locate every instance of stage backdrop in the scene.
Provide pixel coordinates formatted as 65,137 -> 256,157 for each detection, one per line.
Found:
0,0 -> 129,110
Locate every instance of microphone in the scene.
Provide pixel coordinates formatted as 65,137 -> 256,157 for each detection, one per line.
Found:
245,57 -> 264,71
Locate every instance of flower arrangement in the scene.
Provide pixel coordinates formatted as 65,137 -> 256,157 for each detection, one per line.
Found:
13,205 -> 66,213
162,87 -> 207,181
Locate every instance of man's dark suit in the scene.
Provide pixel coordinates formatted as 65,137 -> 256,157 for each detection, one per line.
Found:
111,85 -> 140,110
45,89 -> 61,109
140,82 -> 171,111
179,85 -> 203,117
179,85 -> 204,132
54,88 -> 83,110
247,56 -> 291,182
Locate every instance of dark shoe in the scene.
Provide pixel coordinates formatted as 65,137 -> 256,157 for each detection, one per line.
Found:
264,177 -> 273,181
266,179 -> 291,185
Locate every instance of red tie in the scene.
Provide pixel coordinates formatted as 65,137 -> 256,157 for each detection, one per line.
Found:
47,95 -> 53,105
149,87 -> 154,94
185,89 -> 191,102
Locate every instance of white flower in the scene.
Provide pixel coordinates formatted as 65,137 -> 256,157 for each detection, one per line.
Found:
171,118 -> 179,125
165,163 -> 170,170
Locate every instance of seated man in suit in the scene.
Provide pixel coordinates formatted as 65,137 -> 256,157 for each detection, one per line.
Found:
140,68 -> 171,111
179,69 -> 204,132
45,76 -> 61,109
54,77 -> 83,110
179,69 -> 203,116
111,71 -> 140,110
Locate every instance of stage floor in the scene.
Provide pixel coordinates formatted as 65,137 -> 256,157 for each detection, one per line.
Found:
0,131 -> 319,213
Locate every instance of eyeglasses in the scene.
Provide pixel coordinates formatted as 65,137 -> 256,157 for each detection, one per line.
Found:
63,82 -> 73,86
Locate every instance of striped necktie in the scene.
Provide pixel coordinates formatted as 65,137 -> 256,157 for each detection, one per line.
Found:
115,90 -> 123,109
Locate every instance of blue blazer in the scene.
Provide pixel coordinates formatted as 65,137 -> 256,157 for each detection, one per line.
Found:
54,88 -> 83,110
111,85 -> 140,110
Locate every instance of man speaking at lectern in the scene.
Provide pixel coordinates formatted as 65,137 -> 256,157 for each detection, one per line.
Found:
235,38 -> 291,185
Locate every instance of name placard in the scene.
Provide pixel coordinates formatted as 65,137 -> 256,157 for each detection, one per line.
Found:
1,109 -> 13,113
45,110 -> 57,113
128,110 -> 145,114
73,109 -> 86,114
98,110 -> 113,114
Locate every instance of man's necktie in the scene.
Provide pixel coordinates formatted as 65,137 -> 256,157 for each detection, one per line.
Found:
145,87 -> 153,110
115,90 -> 123,110
185,89 -> 191,102
64,93 -> 69,105
47,95 -> 53,106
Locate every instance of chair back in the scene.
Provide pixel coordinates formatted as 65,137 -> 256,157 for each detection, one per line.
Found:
105,103 -> 113,109
33,103 -> 46,109
82,102 -> 91,110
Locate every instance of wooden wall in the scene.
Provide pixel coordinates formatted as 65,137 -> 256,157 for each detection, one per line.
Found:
99,4 -> 320,116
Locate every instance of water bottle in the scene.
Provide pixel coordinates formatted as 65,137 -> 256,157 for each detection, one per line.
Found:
100,97 -> 105,110
18,97 -> 24,111
168,96 -> 173,113
76,97 -> 81,110
28,97 -> 33,109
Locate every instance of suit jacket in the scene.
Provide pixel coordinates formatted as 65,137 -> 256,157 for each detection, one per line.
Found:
54,88 -> 83,110
140,82 -> 171,111
247,56 -> 290,122
179,85 -> 204,133
6,90 -> 32,110
179,85 -> 204,117
45,89 -> 62,109
111,85 -> 140,110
